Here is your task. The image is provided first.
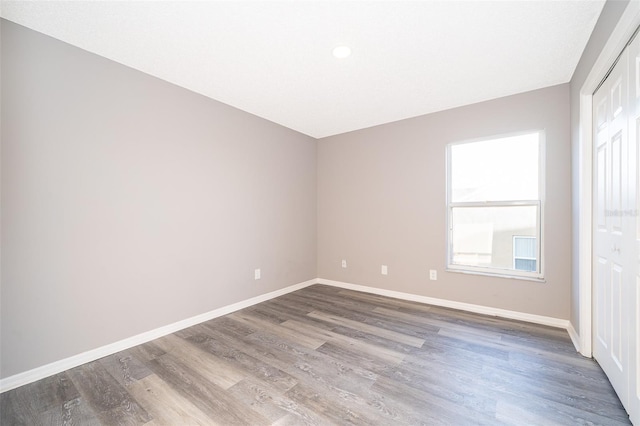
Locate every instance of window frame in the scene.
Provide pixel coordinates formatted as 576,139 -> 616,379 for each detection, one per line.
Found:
445,130 -> 545,281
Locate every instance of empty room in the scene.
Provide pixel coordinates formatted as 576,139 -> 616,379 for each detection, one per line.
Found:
1,0 -> 639,424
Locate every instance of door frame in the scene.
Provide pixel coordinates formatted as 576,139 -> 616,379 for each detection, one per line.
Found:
578,0 -> 640,357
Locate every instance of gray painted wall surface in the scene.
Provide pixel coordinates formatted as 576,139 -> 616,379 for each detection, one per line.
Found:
1,20 -> 317,378
318,84 -> 571,319
569,0 -> 629,336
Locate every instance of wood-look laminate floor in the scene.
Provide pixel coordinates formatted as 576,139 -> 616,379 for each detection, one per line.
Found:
1,284 -> 631,425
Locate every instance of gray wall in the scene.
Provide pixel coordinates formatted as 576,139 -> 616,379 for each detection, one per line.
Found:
318,84 -> 571,319
1,20 -> 317,378
569,0 -> 630,337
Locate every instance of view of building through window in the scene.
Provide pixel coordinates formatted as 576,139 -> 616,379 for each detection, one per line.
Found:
447,131 -> 542,278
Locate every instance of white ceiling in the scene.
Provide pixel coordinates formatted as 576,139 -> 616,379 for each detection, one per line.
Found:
1,1 -> 606,138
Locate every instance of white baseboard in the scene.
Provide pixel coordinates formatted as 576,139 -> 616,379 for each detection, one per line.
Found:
317,278 -> 571,330
567,322 -> 581,353
0,279 -> 316,394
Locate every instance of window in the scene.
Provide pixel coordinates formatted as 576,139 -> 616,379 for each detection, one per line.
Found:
513,236 -> 537,272
447,131 -> 544,280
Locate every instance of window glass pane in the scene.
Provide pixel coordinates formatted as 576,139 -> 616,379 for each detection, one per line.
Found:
515,259 -> 537,272
451,205 -> 537,271
514,236 -> 536,258
451,133 -> 539,202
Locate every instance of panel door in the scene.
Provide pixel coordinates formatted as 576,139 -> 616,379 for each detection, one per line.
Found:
593,46 -> 631,413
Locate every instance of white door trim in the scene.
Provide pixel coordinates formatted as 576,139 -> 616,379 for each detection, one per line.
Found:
578,0 -> 640,358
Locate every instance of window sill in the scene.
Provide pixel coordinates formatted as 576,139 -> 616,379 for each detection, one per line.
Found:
446,267 -> 546,283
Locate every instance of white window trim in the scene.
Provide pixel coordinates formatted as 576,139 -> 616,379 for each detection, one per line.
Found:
445,130 -> 546,282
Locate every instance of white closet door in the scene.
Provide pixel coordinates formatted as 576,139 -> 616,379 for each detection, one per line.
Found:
593,45 -> 631,415
593,34 -> 640,424
627,30 -> 640,426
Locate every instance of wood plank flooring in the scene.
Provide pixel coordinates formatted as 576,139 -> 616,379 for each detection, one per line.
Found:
0,284 -> 631,425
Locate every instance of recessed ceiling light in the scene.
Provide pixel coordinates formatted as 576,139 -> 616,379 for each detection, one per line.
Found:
332,45 -> 351,59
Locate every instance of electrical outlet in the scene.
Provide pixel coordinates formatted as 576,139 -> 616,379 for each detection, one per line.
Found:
381,265 -> 388,275
341,259 -> 347,268
429,269 -> 437,281
254,269 -> 261,280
